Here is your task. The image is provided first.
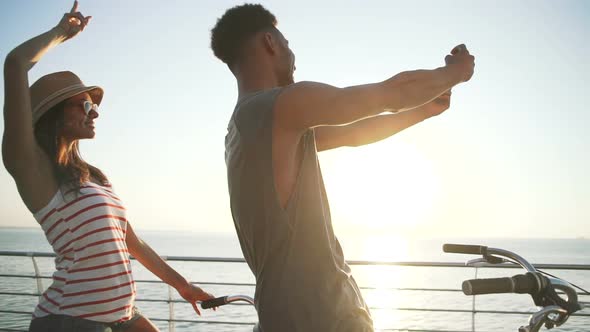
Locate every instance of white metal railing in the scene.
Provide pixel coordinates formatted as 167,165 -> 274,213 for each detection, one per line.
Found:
0,251 -> 588,332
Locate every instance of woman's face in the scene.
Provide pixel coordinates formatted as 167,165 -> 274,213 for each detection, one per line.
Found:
59,92 -> 99,140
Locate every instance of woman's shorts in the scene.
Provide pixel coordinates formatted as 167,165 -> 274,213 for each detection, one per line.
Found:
28,307 -> 143,332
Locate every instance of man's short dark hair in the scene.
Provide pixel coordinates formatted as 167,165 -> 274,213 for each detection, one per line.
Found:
211,4 -> 277,68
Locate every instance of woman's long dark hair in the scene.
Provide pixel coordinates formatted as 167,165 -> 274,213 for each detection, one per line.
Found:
34,100 -> 108,189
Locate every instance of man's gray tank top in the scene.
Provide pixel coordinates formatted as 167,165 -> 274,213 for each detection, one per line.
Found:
225,87 -> 373,332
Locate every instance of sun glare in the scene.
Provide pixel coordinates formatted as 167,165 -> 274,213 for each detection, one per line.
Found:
323,139 -> 441,235
321,139 -> 444,329
350,236 -> 415,330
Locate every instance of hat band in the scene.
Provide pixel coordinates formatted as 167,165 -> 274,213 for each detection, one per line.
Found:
33,83 -> 88,114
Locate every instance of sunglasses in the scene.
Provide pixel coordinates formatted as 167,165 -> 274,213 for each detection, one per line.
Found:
82,100 -> 99,115
67,100 -> 98,115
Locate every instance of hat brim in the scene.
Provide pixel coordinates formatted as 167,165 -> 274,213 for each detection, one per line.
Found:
33,85 -> 104,124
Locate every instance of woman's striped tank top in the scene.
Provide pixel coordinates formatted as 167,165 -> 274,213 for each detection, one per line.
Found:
31,182 -> 136,323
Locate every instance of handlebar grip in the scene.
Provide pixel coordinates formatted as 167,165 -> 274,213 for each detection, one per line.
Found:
462,273 -> 539,296
462,277 -> 513,295
201,296 -> 228,309
443,243 -> 487,255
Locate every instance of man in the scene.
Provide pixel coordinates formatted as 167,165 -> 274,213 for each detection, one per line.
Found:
210,4 -> 474,331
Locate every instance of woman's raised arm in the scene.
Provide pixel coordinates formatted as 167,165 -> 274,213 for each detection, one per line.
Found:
2,1 -> 91,211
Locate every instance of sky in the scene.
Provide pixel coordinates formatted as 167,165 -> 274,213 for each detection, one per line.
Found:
0,0 -> 588,239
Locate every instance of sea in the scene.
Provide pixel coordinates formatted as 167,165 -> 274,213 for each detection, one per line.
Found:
0,228 -> 588,332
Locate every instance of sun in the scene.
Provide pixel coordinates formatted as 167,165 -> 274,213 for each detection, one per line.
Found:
321,139 -> 441,235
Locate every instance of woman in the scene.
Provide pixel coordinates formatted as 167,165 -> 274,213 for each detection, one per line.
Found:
2,2 -> 215,331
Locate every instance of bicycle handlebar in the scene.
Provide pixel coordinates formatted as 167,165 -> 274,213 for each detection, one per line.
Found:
462,273 -> 541,296
443,243 -> 585,332
444,243 -> 536,271
201,296 -> 229,309
201,294 -> 255,309
442,243 -> 487,255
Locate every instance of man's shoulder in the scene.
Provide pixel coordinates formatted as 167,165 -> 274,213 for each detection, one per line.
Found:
233,88 -> 284,129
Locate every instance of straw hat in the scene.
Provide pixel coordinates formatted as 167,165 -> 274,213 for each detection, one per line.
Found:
30,71 -> 104,124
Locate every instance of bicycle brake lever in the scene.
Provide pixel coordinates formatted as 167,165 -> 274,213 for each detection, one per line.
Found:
466,255 -> 508,266
466,258 -> 488,266
484,254 -> 506,264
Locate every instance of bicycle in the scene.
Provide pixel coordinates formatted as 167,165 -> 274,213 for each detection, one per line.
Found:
443,243 -> 588,332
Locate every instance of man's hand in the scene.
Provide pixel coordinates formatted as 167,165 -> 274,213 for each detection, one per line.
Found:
445,44 -> 475,82
420,90 -> 452,117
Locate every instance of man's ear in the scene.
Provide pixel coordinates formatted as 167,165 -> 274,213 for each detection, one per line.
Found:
263,32 -> 277,55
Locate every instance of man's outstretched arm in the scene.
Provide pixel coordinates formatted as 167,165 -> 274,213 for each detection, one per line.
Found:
274,45 -> 474,135
315,92 -> 451,151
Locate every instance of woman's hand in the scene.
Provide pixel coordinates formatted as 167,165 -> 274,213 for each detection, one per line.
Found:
55,1 -> 92,40
125,224 -> 217,316
177,282 -> 216,316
